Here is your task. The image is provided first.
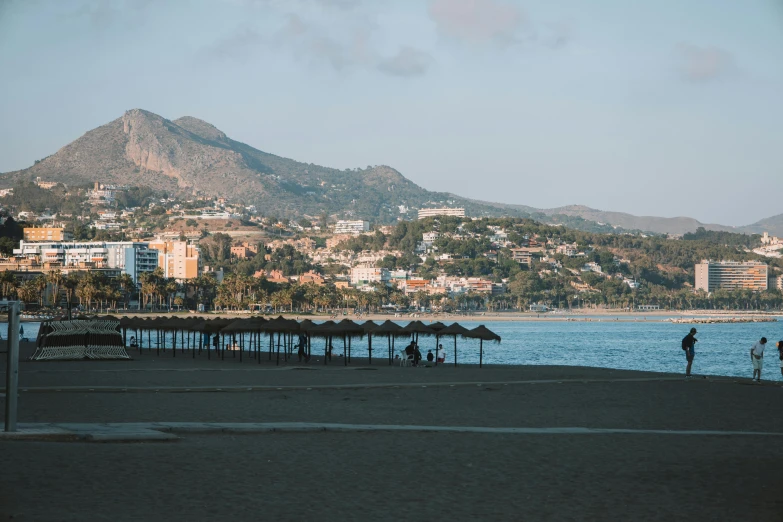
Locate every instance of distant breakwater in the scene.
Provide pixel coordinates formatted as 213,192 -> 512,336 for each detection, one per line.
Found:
668,317 -> 777,324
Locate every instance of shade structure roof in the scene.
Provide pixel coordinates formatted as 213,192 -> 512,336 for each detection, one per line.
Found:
361,320 -> 379,334
221,316 -> 268,333
191,318 -> 234,333
428,321 -> 447,332
330,319 -> 365,337
401,320 -> 435,335
464,325 -> 501,342
298,319 -> 318,334
308,320 -> 337,338
260,316 -> 301,333
371,320 -> 407,337
437,323 -> 471,337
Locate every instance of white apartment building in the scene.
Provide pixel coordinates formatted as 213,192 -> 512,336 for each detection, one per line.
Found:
417,207 -> 465,220
694,260 -> 768,292
334,220 -> 370,235
350,266 -> 390,286
181,210 -> 232,220
13,241 -> 158,284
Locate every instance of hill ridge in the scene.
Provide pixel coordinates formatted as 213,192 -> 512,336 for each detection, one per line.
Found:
2,109 -> 781,235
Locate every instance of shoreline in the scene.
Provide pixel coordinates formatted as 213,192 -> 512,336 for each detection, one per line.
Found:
3,309 -> 782,323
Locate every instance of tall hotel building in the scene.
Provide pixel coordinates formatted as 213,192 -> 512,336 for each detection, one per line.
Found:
694,260 -> 768,292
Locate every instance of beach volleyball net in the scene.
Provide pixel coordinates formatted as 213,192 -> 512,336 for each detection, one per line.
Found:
31,319 -> 129,361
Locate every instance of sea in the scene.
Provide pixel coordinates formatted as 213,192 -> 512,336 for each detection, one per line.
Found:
3,317 -> 782,379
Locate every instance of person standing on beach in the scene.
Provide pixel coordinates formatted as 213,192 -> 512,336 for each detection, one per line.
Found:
750,337 -> 767,382
681,328 -> 697,378
777,341 -> 783,379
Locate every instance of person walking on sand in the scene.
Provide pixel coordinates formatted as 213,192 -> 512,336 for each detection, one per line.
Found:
681,327 -> 697,378
750,337 -> 767,382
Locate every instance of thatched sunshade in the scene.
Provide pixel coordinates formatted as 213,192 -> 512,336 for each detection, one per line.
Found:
362,320 -> 378,365
222,317 -> 268,333
306,321 -> 338,365
260,316 -> 300,365
401,320 -> 435,336
328,319 -> 364,366
463,325 -> 501,368
372,320 -> 407,364
425,321 -> 447,366
428,321 -> 447,332
260,316 -> 301,333
437,322 -> 471,366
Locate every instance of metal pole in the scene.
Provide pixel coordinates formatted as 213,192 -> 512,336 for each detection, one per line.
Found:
5,301 -> 20,432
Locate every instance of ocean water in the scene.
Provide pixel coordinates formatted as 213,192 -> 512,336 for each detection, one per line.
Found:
4,319 -> 782,379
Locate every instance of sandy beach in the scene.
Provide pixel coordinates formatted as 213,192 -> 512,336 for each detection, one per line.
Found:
6,308 -> 780,324
2,342 -> 783,521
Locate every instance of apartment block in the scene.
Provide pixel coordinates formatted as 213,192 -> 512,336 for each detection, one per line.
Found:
12,240 -> 157,283
334,220 -> 370,235
694,260 -> 768,292
509,248 -> 533,266
23,227 -> 73,242
350,266 -> 390,286
417,207 -> 465,220
148,239 -> 200,280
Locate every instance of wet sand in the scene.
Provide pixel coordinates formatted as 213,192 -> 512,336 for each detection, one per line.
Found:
2,345 -> 783,521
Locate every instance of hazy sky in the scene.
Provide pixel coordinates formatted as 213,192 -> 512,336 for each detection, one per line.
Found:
1,0 -> 782,225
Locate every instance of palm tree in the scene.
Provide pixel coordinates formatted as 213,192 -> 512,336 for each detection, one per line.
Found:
32,274 -> 47,307
115,273 -> 136,310
46,270 -> 65,307
165,279 -> 179,311
0,271 -> 16,299
63,273 -> 80,313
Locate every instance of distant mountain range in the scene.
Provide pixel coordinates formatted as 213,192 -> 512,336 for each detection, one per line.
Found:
2,109 -> 780,236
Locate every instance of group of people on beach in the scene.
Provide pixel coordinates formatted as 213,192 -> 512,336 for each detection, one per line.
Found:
682,327 -> 783,382
394,341 -> 447,366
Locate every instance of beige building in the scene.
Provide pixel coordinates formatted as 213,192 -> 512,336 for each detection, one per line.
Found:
148,239 -> 200,280
23,227 -> 72,242
694,260 -> 768,292
417,207 -> 465,220
770,275 -> 783,291
509,248 -> 533,266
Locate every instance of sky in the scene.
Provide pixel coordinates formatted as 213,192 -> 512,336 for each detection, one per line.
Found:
1,0 -> 782,226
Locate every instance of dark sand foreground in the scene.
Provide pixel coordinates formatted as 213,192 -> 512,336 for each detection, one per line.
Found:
2,341 -> 783,521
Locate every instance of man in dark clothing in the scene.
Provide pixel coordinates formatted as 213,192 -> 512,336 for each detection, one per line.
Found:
682,327 -> 697,378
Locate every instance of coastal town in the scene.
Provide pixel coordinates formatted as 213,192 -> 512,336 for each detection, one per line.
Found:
1,179 -> 782,315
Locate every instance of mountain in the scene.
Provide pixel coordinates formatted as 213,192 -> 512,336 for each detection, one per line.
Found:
1,109 -> 535,223
532,205 -> 737,236
735,213 -> 783,236
2,109 -> 780,235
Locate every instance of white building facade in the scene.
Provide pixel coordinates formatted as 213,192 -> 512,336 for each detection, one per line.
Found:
334,220 -> 370,235
13,241 -> 158,284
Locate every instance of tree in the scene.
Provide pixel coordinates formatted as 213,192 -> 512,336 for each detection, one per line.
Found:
0,271 -> 17,299
46,270 -> 65,307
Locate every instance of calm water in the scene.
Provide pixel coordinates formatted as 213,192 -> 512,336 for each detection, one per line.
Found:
4,319 -> 782,379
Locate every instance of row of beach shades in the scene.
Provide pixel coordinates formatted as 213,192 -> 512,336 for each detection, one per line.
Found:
38,315 -> 501,367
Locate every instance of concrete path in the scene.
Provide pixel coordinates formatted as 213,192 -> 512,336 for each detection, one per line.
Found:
16,375 -> 713,394
4,421 -> 783,443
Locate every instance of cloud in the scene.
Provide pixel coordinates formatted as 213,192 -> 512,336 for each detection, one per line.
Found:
204,27 -> 264,61
205,11 -> 433,78
271,14 -> 375,72
428,0 -> 525,44
676,43 -> 735,82
58,0 -> 153,28
378,46 -> 434,77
